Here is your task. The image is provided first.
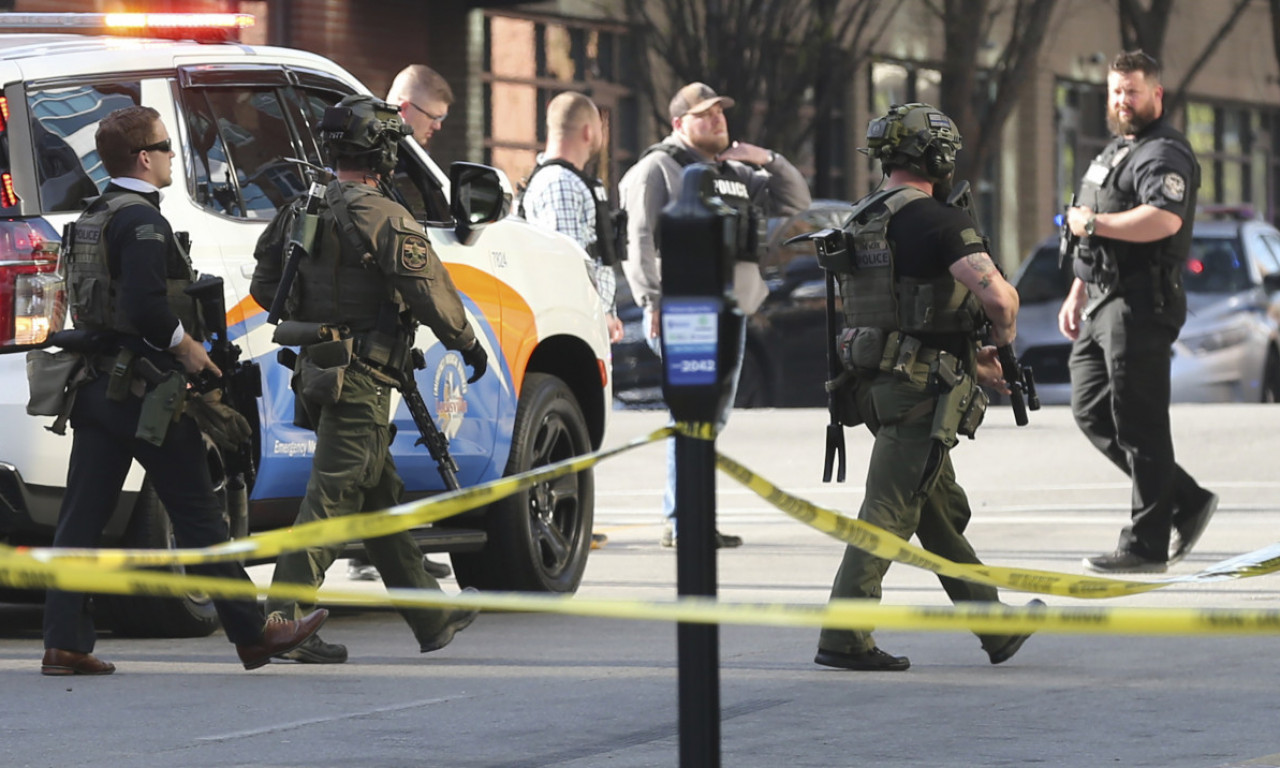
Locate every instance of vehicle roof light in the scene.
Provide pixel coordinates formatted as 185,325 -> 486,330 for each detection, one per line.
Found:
0,13 -> 254,41
0,96 -> 8,132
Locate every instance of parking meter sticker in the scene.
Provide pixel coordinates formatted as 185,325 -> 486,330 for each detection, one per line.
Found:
663,301 -> 718,386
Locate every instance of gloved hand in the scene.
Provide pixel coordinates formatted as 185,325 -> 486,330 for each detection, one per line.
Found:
187,390 -> 253,450
461,341 -> 488,384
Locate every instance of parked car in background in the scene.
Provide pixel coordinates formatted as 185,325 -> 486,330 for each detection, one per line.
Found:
1012,209 -> 1280,404
612,200 -> 855,408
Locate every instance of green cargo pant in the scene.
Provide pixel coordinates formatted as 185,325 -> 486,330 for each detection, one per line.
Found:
818,372 -> 1020,657
266,366 -> 450,644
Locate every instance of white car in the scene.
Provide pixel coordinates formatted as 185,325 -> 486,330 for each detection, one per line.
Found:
0,15 -> 610,636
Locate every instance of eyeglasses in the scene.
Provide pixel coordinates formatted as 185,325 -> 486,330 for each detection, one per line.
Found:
132,138 -> 172,154
406,101 -> 447,124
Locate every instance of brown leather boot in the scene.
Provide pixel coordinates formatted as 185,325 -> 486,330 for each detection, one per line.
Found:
236,609 -> 329,670
41,648 -> 117,676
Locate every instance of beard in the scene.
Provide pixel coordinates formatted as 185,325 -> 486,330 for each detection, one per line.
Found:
691,132 -> 730,157
1107,101 -> 1158,136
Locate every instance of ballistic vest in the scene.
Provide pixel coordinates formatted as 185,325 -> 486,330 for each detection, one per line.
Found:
65,190 -> 202,339
1074,118 -> 1199,288
518,159 -> 625,266
821,187 -> 983,336
640,141 -> 766,262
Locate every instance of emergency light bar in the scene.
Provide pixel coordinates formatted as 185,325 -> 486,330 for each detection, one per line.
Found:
0,12 -> 254,41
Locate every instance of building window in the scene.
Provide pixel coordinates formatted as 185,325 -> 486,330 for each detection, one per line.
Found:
1187,101 -> 1275,220
481,11 -> 636,201
1054,80 -> 1109,209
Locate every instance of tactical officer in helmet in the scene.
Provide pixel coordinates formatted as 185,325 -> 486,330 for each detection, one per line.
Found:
1059,51 -> 1217,575
250,95 -> 486,664
42,106 -> 327,675
813,103 -> 1039,672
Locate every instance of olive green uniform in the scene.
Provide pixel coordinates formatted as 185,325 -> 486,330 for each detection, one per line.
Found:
816,190 -> 1021,659
251,180 -> 474,646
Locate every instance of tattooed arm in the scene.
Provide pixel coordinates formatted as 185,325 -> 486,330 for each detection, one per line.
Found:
950,250 -> 1019,346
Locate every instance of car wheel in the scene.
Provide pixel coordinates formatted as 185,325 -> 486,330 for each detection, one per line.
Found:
1263,347 -> 1280,403
733,344 -> 770,408
100,479 -> 221,638
452,373 -> 593,593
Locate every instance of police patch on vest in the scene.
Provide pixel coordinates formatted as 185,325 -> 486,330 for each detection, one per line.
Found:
855,246 -> 891,269
74,224 -> 101,244
1162,172 -> 1187,202
401,236 -> 431,271
713,179 -> 749,199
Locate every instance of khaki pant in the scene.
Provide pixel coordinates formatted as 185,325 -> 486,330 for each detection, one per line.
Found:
266,366 -> 450,644
818,372 -> 1019,656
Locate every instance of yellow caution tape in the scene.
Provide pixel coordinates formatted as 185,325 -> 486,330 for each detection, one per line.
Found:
3,545 -> 1280,636
11,427 -> 675,569
714,450 -> 1280,598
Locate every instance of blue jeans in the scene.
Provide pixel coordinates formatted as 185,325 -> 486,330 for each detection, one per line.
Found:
645,306 -> 747,535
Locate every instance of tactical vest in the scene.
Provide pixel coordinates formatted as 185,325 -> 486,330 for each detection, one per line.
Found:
65,190 -> 202,340
641,141 -> 766,262
517,158 -> 625,266
1074,118 -> 1199,289
822,187 -> 983,336
287,181 -> 411,368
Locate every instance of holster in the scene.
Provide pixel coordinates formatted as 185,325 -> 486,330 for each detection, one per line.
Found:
928,371 -> 988,448
135,363 -> 188,447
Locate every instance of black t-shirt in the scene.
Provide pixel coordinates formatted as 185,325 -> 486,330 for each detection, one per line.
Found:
885,194 -> 988,356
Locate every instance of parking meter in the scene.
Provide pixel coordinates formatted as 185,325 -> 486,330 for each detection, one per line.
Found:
659,164 -> 745,424
658,162 -> 748,768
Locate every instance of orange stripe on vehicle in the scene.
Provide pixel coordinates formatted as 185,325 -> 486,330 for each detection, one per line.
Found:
446,263 -> 536,397
228,294 -> 261,328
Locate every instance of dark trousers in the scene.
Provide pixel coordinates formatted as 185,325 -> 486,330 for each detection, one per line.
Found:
43,374 -> 264,652
1069,291 -> 1210,560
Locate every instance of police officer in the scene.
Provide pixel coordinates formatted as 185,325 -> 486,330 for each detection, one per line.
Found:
1059,51 -> 1218,575
618,82 -> 811,548
813,103 -> 1039,671
250,95 -> 486,663
42,106 -> 327,675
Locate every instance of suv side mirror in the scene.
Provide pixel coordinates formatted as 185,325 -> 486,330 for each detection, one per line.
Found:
1263,272 -> 1280,293
449,162 -> 511,245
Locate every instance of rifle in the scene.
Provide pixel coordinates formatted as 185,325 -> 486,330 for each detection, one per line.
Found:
267,161 -> 332,325
185,274 -> 262,484
391,348 -> 461,492
784,227 -> 849,483
945,180 -> 1040,425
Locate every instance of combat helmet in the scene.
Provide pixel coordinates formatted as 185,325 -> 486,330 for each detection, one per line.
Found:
862,103 -> 962,182
318,94 -> 413,175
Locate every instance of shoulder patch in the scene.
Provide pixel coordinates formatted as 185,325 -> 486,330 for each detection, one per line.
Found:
401,235 -> 431,271
1162,173 -> 1187,202
959,227 -> 984,246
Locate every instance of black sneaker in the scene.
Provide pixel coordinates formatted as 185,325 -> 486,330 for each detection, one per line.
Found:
419,587 -> 480,653
814,646 -> 910,671
987,599 -> 1046,664
1170,492 -> 1218,564
276,632 -> 349,664
423,556 -> 452,580
1083,550 -> 1167,574
660,523 -> 675,548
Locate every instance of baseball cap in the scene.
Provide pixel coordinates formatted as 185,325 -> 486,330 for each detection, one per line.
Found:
669,82 -> 736,120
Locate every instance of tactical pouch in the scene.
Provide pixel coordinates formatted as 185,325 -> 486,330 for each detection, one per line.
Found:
837,327 -> 886,373
105,348 -> 136,402
136,370 -> 187,447
929,374 -> 987,448
297,338 -> 352,407
26,350 -> 89,419
887,333 -> 922,380
272,321 -> 333,347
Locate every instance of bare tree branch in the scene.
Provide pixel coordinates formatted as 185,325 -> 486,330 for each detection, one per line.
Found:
1165,0 -> 1253,118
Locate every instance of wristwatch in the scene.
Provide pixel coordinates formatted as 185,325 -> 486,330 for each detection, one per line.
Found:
1083,212 -> 1098,237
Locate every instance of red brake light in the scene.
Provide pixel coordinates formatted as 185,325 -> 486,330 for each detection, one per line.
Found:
0,96 -> 8,132
1188,259 -> 1205,275
0,219 -> 64,347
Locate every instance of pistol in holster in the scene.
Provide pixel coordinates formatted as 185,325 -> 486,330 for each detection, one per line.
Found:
134,358 -> 189,447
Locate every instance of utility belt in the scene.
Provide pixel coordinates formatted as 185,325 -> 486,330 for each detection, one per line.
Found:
93,347 -> 189,446
830,328 -> 987,446
272,321 -> 408,429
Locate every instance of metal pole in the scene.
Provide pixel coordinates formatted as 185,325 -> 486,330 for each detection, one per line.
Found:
676,429 -> 720,768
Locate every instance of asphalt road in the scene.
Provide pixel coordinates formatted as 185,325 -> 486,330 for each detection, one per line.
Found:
3,403 -> 1280,768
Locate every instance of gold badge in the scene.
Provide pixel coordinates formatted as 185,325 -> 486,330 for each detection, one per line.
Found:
401,236 -> 430,271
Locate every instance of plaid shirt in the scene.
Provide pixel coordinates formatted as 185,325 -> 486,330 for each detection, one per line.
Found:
522,160 -> 616,313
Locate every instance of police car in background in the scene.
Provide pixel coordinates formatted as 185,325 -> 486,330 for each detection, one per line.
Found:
0,13 -> 611,636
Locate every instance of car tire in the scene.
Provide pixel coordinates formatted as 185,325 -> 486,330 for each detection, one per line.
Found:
733,344 -> 771,408
100,479 -> 221,638
1263,347 -> 1280,404
452,373 -> 593,593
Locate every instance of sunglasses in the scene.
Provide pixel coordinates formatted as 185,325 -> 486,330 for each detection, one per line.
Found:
132,138 -> 172,154
407,101 -> 447,124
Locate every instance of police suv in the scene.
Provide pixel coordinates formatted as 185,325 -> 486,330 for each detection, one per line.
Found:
0,14 -> 610,636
